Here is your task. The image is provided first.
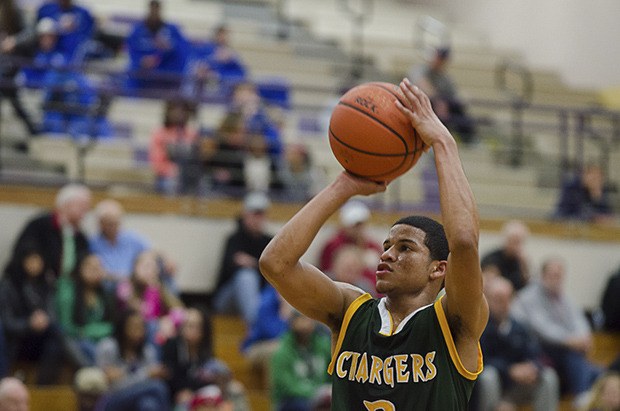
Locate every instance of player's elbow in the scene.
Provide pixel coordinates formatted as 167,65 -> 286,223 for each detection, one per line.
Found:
448,230 -> 479,253
258,246 -> 288,282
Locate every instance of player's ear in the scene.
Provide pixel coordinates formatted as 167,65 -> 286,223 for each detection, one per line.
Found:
429,261 -> 447,281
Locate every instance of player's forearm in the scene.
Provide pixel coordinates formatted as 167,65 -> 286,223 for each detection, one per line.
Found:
260,177 -> 355,279
433,138 -> 479,249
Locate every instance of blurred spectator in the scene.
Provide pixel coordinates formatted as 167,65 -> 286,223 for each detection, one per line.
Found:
270,311 -> 331,411
601,265 -> 620,332
163,308 -> 249,411
473,276 -> 559,411
7,183 -> 91,280
56,254 -> 116,367
553,163 -> 615,224
408,46 -> 476,145
202,112 -> 247,193
95,309 -> 170,411
184,24 -> 247,100
277,143 -> 325,202
36,0 -> 95,62
189,385 -> 233,411
212,192 -> 273,326
149,99 -> 200,195
241,285 -> 291,387
581,371 -> 620,411
90,199 -> 150,285
74,366 -> 109,411
318,200 -> 382,292
480,219 -> 531,291
125,0 -> 189,91
229,82 -> 283,159
512,257 -> 602,398
330,245 -> 377,297
0,377 -> 29,411
244,134 -> 274,193
117,250 -> 184,347
0,246 -> 65,385
20,17 -> 67,88
0,0 -> 40,141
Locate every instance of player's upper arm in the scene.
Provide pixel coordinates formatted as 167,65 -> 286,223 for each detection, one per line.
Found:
259,255 -> 362,329
443,239 -> 488,341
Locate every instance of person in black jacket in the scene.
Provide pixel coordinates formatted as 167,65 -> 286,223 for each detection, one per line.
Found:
0,244 -> 65,385
601,266 -> 620,332
8,183 -> 92,280
212,192 -> 273,325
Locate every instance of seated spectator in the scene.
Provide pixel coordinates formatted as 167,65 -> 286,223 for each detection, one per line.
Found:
39,58 -> 114,138
244,134 -> 276,193
95,309 -> 170,411
473,276 -> 559,411
318,200 -> 382,292
0,377 -> 29,410
481,219 -> 531,291
0,246 -> 65,385
277,143 -> 325,202
7,183 -> 91,280
125,0 -> 189,91
0,0 -> 40,141
56,253 -> 116,367
117,250 -> 184,347
212,192 -> 273,326
270,311 -> 331,411
36,0 -> 95,62
408,46 -> 477,145
20,17 -> 68,88
330,245 -> 377,297
162,308 -> 249,410
512,257 -> 603,399
183,24 -> 247,100
202,112 -> 247,193
601,265 -> 620,332
74,366 -> 109,411
148,99 -> 200,195
581,371 -> 620,411
241,285 -> 291,386
553,163 -> 615,224
229,82 -> 283,159
90,199 -> 151,287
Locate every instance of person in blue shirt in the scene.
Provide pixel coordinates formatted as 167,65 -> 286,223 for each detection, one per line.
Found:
36,0 -> 95,62
90,199 -> 151,287
125,0 -> 190,91
20,17 -> 67,88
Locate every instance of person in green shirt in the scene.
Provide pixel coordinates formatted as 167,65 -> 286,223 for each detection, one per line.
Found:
270,311 -> 331,411
56,253 -> 116,367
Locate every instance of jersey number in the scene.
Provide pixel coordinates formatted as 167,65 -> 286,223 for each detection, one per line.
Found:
363,399 -> 396,411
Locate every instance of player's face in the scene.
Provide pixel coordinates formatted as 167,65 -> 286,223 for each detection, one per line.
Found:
376,224 -> 433,295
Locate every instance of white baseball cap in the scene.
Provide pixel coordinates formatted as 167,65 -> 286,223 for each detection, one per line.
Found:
340,200 -> 370,227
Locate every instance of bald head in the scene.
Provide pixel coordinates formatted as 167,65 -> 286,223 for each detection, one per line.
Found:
96,199 -> 124,242
0,377 -> 29,411
485,276 -> 514,322
501,220 -> 529,257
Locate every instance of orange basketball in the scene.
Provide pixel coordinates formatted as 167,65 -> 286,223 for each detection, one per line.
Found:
328,82 -> 425,182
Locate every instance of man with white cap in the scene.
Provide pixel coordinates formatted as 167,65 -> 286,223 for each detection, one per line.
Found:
318,200 -> 382,293
212,192 -> 274,325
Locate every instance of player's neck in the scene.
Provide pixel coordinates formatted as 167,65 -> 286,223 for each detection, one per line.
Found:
384,292 -> 434,325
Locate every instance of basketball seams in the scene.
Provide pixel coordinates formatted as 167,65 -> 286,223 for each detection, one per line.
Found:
336,101 -> 419,155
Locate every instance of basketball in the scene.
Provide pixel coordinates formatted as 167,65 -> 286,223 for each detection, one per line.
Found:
328,82 -> 425,182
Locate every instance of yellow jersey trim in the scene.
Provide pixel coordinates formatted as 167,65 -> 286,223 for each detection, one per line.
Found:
328,293 -> 373,375
434,296 -> 483,381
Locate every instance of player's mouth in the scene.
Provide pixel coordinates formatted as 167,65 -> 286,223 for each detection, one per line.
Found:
376,263 -> 392,277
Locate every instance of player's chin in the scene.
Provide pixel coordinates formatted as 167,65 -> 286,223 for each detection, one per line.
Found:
374,280 -> 389,295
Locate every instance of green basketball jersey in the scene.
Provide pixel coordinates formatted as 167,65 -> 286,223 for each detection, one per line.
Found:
328,294 -> 482,410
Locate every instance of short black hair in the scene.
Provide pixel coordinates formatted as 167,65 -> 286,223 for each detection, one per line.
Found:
392,216 -> 449,261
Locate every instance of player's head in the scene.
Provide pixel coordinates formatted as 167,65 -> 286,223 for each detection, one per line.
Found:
392,216 -> 449,262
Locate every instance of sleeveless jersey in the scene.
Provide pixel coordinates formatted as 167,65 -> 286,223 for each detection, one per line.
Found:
328,294 -> 482,410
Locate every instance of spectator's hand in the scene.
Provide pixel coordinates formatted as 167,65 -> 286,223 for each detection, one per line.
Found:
1,36 -> 16,53
104,366 -> 125,383
141,55 -> 160,69
148,364 -> 169,379
233,251 -> 257,268
29,310 -> 50,332
566,335 -> 592,354
508,362 -> 538,385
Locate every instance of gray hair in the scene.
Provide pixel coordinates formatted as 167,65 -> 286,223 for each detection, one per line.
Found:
55,184 -> 92,209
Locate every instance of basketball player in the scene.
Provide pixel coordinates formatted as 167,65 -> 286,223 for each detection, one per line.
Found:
259,78 -> 488,409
